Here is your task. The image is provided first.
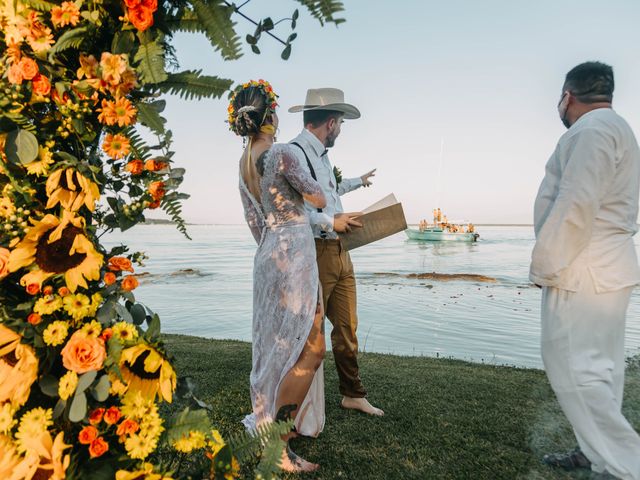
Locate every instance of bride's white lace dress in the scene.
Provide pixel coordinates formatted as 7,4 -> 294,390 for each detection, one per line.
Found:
239,143 -> 325,437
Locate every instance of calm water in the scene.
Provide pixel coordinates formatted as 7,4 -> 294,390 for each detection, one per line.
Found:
104,225 -> 640,368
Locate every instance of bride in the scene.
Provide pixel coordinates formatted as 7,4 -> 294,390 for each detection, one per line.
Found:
229,80 -> 327,472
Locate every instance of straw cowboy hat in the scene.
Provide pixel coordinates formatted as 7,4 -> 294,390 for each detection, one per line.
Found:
288,88 -> 361,119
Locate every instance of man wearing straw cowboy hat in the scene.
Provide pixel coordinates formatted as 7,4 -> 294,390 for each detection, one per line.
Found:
288,88 -> 382,416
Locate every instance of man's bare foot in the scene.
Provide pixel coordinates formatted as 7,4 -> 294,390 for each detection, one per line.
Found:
280,446 -> 319,473
341,396 -> 384,416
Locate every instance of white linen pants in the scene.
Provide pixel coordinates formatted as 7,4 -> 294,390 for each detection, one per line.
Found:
541,279 -> 640,480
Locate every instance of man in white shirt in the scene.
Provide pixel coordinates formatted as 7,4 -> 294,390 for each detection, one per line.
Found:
289,88 -> 382,416
531,62 -> 640,479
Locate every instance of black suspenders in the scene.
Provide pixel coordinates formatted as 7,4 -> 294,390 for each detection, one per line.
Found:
291,142 -> 327,238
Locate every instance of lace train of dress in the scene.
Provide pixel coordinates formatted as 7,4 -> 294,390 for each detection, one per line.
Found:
239,143 -> 325,437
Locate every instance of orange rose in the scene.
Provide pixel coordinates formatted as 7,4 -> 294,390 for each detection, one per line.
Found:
108,257 -> 133,273
78,425 -> 98,444
61,331 -> 107,374
144,159 -> 167,172
124,0 -> 141,7
128,5 -> 154,31
116,418 -> 139,437
89,437 -> 109,458
148,181 -> 165,201
27,313 -> 42,325
121,275 -> 139,292
104,406 -> 121,425
58,287 -> 70,297
7,64 -> 23,85
104,272 -> 116,285
100,327 -> 113,342
0,247 -> 10,280
125,159 -> 144,175
148,200 -> 160,209
31,73 -> 51,96
42,286 -> 54,295
26,283 -> 40,295
141,0 -> 157,11
88,408 -> 105,425
18,57 -> 39,81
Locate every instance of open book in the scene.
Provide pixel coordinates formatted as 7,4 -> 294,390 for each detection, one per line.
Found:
339,194 -> 407,251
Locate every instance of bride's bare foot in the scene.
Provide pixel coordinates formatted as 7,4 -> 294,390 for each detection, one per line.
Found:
341,396 -> 384,416
280,445 -> 319,473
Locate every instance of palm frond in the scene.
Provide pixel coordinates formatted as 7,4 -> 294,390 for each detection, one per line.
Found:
294,0 -> 345,25
152,70 -> 232,101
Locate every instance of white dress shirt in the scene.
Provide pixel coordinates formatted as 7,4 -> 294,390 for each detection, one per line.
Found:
530,108 -> 640,292
290,129 -> 363,239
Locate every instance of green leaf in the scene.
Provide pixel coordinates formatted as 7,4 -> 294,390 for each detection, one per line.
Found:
136,101 -> 167,135
133,38 -> 168,84
69,392 -> 87,422
294,0 -> 346,26
39,375 -> 59,397
91,375 -> 110,402
145,313 -> 161,341
76,370 -> 98,392
53,399 -> 66,419
22,0 -> 55,11
251,44 -> 261,55
262,17 -> 274,31
4,129 -> 38,165
130,303 -> 147,325
114,303 -> 133,323
281,44 -> 292,60
153,70 -> 232,101
246,34 -> 257,45
48,26 -> 88,58
190,0 -> 242,60
166,407 -> 212,444
112,30 -> 136,55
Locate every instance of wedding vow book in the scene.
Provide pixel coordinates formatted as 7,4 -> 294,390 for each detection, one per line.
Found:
339,194 -> 407,251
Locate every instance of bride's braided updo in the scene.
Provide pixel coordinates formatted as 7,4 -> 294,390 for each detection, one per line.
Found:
227,80 -> 279,137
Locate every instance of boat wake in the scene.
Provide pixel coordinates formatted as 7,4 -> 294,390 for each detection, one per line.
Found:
371,272 -> 498,283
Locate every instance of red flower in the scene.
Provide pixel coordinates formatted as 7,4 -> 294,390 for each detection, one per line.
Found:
128,6 -> 154,31
88,408 -> 105,425
78,425 -> 98,444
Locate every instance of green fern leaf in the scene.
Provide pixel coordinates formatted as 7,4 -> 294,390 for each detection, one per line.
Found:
134,39 -> 168,85
0,113 -> 36,133
136,101 -> 167,135
48,27 -> 88,57
122,127 -> 152,160
189,0 -> 242,60
153,70 -> 232,101
165,10 -> 204,33
22,0 -> 55,11
161,197 -> 191,240
294,0 -> 345,25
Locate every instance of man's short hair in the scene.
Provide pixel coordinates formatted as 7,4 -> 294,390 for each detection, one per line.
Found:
564,61 -> 614,103
303,109 -> 343,128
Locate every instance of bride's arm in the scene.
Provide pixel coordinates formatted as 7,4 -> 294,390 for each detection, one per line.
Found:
278,147 -> 326,209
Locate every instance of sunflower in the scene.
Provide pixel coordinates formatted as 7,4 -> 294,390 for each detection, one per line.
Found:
102,133 -> 131,159
8,210 -> 103,292
119,344 -> 177,403
22,430 -> 70,480
25,146 -> 54,177
0,325 -> 38,409
45,168 -> 100,212
116,462 -> 174,480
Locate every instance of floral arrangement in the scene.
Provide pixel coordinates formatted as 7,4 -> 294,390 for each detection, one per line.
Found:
0,0 -> 345,477
226,79 -> 279,133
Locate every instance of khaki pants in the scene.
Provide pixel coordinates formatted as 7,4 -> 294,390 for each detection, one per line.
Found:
315,238 -> 367,398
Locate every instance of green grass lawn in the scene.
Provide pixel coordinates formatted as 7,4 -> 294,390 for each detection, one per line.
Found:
163,334 -> 640,480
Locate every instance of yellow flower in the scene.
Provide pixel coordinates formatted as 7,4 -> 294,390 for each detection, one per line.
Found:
0,325 -> 38,408
42,320 -> 69,346
124,432 -> 159,460
33,294 -> 63,315
15,407 -> 52,453
224,457 -> 240,480
120,391 -> 154,420
25,146 -> 54,177
0,435 -> 39,480
116,463 -> 174,480
45,168 -> 100,212
35,430 -> 71,480
58,370 -> 78,400
112,321 -> 138,341
81,320 -> 102,337
0,196 -> 15,218
207,429 -> 225,457
7,210 -> 104,292
100,52 -> 128,85
173,430 -> 206,453
63,293 -> 92,321
109,373 -> 128,397
119,344 -> 177,403
0,402 -> 16,434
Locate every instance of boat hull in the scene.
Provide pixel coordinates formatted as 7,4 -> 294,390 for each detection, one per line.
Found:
405,228 -> 479,242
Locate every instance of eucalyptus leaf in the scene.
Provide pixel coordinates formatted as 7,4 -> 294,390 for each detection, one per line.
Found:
53,399 -> 66,419
281,44 -> 292,60
39,375 -> 59,397
76,370 -> 97,392
115,302 -> 133,323
68,392 -> 87,422
251,44 -> 260,55
91,375 -> 110,402
145,313 -> 161,341
130,303 -> 147,325
4,129 -> 38,165
97,298 -> 116,324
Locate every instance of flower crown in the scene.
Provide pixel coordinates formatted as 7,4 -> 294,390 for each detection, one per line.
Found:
227,79 -> 279,134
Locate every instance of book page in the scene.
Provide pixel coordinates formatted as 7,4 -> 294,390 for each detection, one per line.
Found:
361,193 -> 398,214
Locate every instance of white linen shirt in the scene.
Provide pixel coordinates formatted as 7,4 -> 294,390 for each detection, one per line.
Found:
290,129 -> 363,239
530,108 -> 640,292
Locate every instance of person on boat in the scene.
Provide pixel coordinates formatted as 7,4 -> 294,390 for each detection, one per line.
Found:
288,88 -> 384,417
232,81 -> 327,473
531,61 -> 640,479
467,223 -> 475,233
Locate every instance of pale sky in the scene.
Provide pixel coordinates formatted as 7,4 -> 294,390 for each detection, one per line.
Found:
156,0 -> 640,225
